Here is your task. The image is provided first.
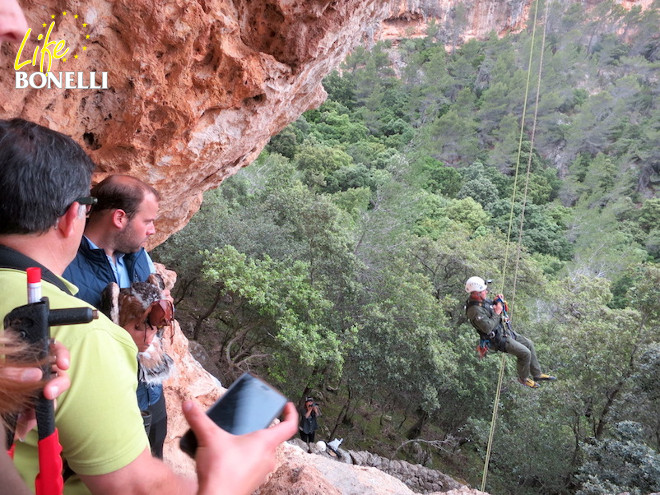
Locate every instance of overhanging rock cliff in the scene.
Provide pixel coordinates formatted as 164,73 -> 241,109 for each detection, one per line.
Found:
0,0 -> 651,244
1,0 -> 395,245
0,0 -> 572,247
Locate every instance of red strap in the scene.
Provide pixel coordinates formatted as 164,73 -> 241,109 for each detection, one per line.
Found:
7,443 -> 15,459
476,344 -> 489,359
35,429 -> 63,495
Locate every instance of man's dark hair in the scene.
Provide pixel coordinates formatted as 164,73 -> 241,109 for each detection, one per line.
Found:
90,175 -> 160,219
0,118 -> 96,235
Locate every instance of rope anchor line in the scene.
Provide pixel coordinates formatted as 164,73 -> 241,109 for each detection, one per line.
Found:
480,0 -> 550,491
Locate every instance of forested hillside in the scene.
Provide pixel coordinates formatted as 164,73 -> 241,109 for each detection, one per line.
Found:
155,1 -> 659,493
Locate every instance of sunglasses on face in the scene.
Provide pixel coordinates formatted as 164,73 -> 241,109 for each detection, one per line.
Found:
76,196 -> 98,215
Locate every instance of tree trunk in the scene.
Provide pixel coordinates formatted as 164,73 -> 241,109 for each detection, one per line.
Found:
174,277 -> 196,305
330,383 -> 353,440
595,383 -> 623,439
407,409 -> 429,439
192,288 -> 223,340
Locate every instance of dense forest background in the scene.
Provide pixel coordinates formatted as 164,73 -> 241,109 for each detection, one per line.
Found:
154,1 -> 660,493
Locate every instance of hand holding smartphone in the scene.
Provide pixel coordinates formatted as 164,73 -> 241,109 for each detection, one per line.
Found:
179,372 -> 288,458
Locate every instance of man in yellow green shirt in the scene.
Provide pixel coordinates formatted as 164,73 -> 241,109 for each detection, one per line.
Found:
0,117 -> 298,495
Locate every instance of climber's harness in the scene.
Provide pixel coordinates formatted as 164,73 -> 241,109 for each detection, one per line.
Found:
465,299 -> 514,356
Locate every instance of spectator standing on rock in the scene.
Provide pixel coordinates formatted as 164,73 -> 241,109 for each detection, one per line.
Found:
63,174 -> 171,459
299,397 -> 321,453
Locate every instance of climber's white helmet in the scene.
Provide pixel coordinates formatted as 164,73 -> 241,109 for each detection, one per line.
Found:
465,276 -> 488,293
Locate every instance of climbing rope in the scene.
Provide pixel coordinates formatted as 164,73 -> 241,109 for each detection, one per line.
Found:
480,0 -> 550,491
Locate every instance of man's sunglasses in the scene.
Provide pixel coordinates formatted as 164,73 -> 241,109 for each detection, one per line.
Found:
74,196 -> 97,215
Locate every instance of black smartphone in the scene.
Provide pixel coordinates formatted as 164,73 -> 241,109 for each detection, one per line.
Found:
179,372 -> 288,458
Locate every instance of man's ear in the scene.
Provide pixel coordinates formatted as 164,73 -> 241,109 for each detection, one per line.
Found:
111,209 -> 128,229
57,203 -> 81,238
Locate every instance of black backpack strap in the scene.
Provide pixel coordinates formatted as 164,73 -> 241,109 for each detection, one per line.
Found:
0,245 -> 72,295
465,299 -> 488,337
465,298 -> 501,338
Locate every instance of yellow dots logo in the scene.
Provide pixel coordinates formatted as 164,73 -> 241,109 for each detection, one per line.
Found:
13,10 -> 108,90
14,10 -> 92,73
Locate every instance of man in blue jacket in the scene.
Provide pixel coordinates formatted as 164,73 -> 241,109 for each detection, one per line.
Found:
63,174 -> 169,458
64,175 -> 159,308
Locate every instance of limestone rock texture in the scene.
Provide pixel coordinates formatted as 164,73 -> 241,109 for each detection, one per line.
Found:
0,0 -> 654,247
1,0 -> 394,246
259,442 -> 488,495
381,0 -> 531,42
380,0 -> 654,43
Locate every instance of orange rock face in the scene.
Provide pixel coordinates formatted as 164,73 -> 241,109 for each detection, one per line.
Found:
381,0 -> 531,42
0,0 -> 653,247
380,0 -> 654,45
0,0 -> 393,246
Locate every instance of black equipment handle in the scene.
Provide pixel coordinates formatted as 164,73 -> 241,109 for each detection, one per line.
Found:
3,298 -> 98,439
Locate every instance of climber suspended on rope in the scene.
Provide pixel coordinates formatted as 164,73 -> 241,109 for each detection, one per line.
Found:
464,276 -> 556,389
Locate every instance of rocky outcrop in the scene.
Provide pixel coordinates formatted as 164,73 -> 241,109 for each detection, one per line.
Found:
1,1 -> 654,246
286,438 -> 471,494
259,442 -> 489,495
1,0 -> 394,246
348,450 -> 465,493
379,0 -> 654,44
380,0 -> 530,44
